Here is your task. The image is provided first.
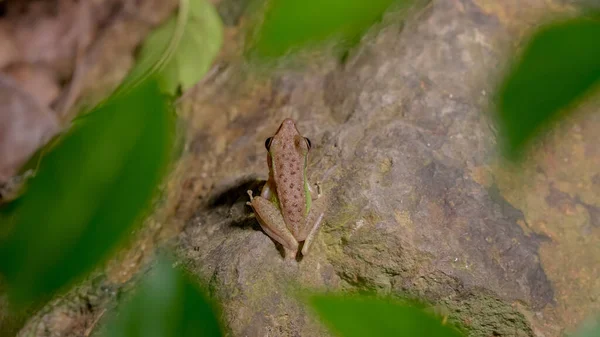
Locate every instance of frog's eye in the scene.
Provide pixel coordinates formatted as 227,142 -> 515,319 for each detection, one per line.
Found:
265,137 -> 273,150
304,137 -> 312,150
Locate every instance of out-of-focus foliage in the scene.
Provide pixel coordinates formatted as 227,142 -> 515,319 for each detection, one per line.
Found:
573,317 -> 600,337
308,294 -> 464,337
0,0 -> 226,309
99,255 -> 223,337
0,77 -> 176,306
496,14 -> 600,159
119,0 -> 223,95
245,0 -> 414,59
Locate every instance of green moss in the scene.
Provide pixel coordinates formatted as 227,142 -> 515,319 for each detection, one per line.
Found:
442,293 -> 534,337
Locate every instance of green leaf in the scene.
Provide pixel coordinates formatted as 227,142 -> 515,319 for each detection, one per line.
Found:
573,318 -> 600,337
0,77 -> 176,306
309,294 -> 463,337
99,255 -> 223,337
245,0 -> 413,59
496,15 -> 600,159
119,0 -> 223,96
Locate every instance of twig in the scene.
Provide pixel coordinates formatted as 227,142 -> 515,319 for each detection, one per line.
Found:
84,308 -> 107,337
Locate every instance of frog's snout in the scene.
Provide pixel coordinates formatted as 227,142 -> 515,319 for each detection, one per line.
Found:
277,118 -> 301,135
281,118 -> 296,127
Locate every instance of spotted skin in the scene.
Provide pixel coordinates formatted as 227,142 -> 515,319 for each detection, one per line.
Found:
246,118 -> 325,260
270,120 -> 310,236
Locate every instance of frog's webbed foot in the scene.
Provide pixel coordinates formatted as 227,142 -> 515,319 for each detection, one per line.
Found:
283,248 -> 297,261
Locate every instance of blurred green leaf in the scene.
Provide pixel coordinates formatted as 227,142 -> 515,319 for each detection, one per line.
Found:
573,318 -> 600,337
496,15 -> 600,159
309,294 -> 463,337
246,0 -> 412,59
100,255 -> 222,337
0,198 -> 20,237
0,77 -> 175,306
119,0 -> 223,95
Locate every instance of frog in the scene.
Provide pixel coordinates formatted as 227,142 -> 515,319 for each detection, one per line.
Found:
246,118 -> 325,260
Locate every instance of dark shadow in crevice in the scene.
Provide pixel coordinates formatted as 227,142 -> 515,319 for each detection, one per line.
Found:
228,214 -> 260,231
207,177 -> 264,209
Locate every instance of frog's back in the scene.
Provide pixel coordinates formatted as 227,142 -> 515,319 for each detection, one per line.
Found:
270,120 -> 308,237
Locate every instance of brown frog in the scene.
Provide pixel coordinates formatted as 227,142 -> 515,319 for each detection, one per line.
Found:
247,119 -> 325,260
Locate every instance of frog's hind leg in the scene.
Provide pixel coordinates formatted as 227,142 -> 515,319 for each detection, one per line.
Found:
300,197 -> 325,257
300,212 -> 324,256
247,191 -> 298,260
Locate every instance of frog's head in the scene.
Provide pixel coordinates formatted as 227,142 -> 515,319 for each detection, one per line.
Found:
264,118 -> 311,158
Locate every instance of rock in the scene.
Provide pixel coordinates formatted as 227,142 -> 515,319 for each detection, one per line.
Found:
0,22 -> 18,69
0,74 -> 59,186
8,0 -> 84,79
4,63 -> 60,107
176,0 -> 599,336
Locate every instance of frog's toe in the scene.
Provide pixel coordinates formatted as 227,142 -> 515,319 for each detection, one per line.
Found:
284,249 -> 297,261
246,190 -> 254,200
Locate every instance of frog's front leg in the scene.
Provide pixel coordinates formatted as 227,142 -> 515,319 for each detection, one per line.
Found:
246,190 -> 298,260
300,183 -> 326,256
